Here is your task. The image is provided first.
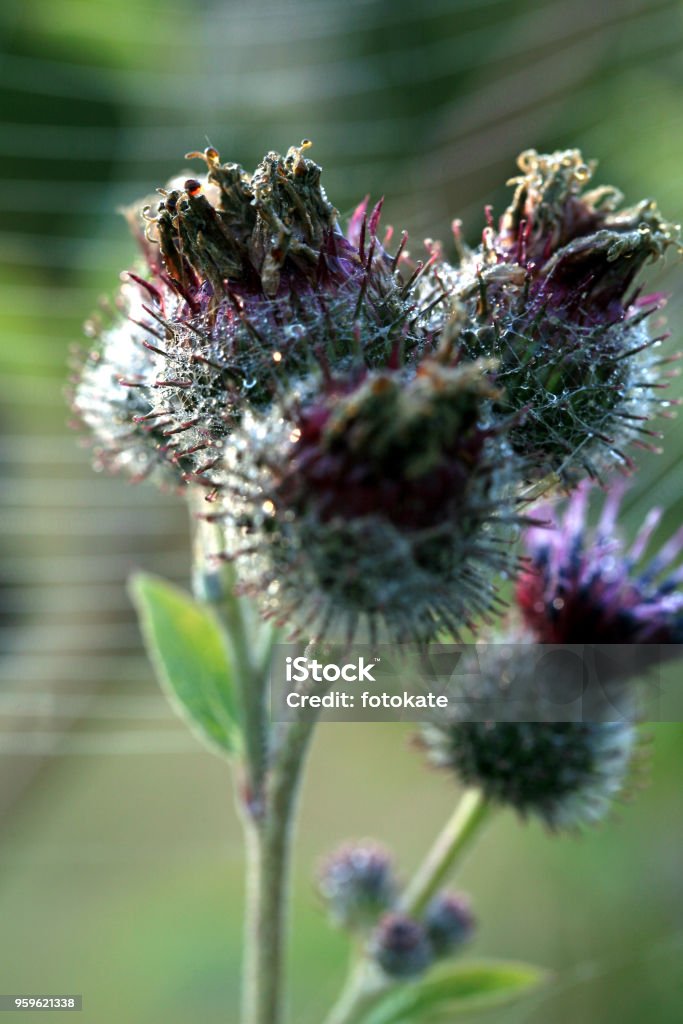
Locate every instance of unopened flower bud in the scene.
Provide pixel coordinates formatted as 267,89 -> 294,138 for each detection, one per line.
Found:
423,890 -> 475,957
372,913 -> 433,979
420,638 -> 638,830
317,841 -> 396,930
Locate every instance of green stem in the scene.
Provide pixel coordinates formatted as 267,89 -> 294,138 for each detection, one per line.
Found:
322,961 -> 389,1024
399,787 -> 490,916
216,566 -> 269,807
322,788 -> 491,1024
190,505 -> 281,1023
191,509 -> 269,806
243,712 -> 321,1024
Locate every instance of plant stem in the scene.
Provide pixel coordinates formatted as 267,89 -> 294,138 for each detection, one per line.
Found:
242,712 -> 321,1024
322,960 -> 389,1024
190,503 -> 284,1022
399,787 -> 490,916
197,534 -> 312,1024
216,564 -> 269,808
191,508 -> 269,807
322,788 -> 491,1024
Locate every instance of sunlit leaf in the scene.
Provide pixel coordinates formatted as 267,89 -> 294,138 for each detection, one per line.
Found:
130,573 -> 242,757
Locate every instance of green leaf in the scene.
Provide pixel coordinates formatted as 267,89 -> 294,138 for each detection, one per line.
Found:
363,960 -> 549,1024
130,573 -> 242,757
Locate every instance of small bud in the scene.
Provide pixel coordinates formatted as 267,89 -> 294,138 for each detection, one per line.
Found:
372,913 -> 433,979
317,842 -> 396,930
423,891 -> 475,957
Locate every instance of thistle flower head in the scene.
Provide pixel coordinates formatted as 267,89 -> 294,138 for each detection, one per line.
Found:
73,141 -> 680,646
317,841 -> 396,930
73,142 -> 432,489
422,708 -> 637,832
423,890 -> 475,957
517,482 -> 683,646
371,913 -> 433,979
449,149 -> 680,483
498,149 -> 671,308
221,356 -> 519,642
419,629 -> 640,830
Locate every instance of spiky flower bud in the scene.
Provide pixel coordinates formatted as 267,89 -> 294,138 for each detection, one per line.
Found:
444,149 -> 680,483
221,356 -> 519,642
73,142 -> 432,489
371,913 -> 433,979
317,841 -> 397,930
423,716 -> 636,832
420,638 -> 638,830
423,890 -> 475,957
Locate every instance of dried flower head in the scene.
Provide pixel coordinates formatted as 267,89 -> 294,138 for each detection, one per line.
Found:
73,142 -> 435,488
445,149 -> 680,483
317,841 -> 397,930
220,356 -> 520,642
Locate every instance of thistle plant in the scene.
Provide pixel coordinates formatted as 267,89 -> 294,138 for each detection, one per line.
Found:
71,141 -> 682,1024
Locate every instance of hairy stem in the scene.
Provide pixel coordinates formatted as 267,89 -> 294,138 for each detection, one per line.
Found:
243,712 -> 321,1024
190,505 -> 284,1022
322,788 -> 491,1024
191,509 -> 269,806
217,569 -> 269,809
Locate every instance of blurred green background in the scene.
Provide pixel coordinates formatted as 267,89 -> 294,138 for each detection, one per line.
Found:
1,0 -> 683,1021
